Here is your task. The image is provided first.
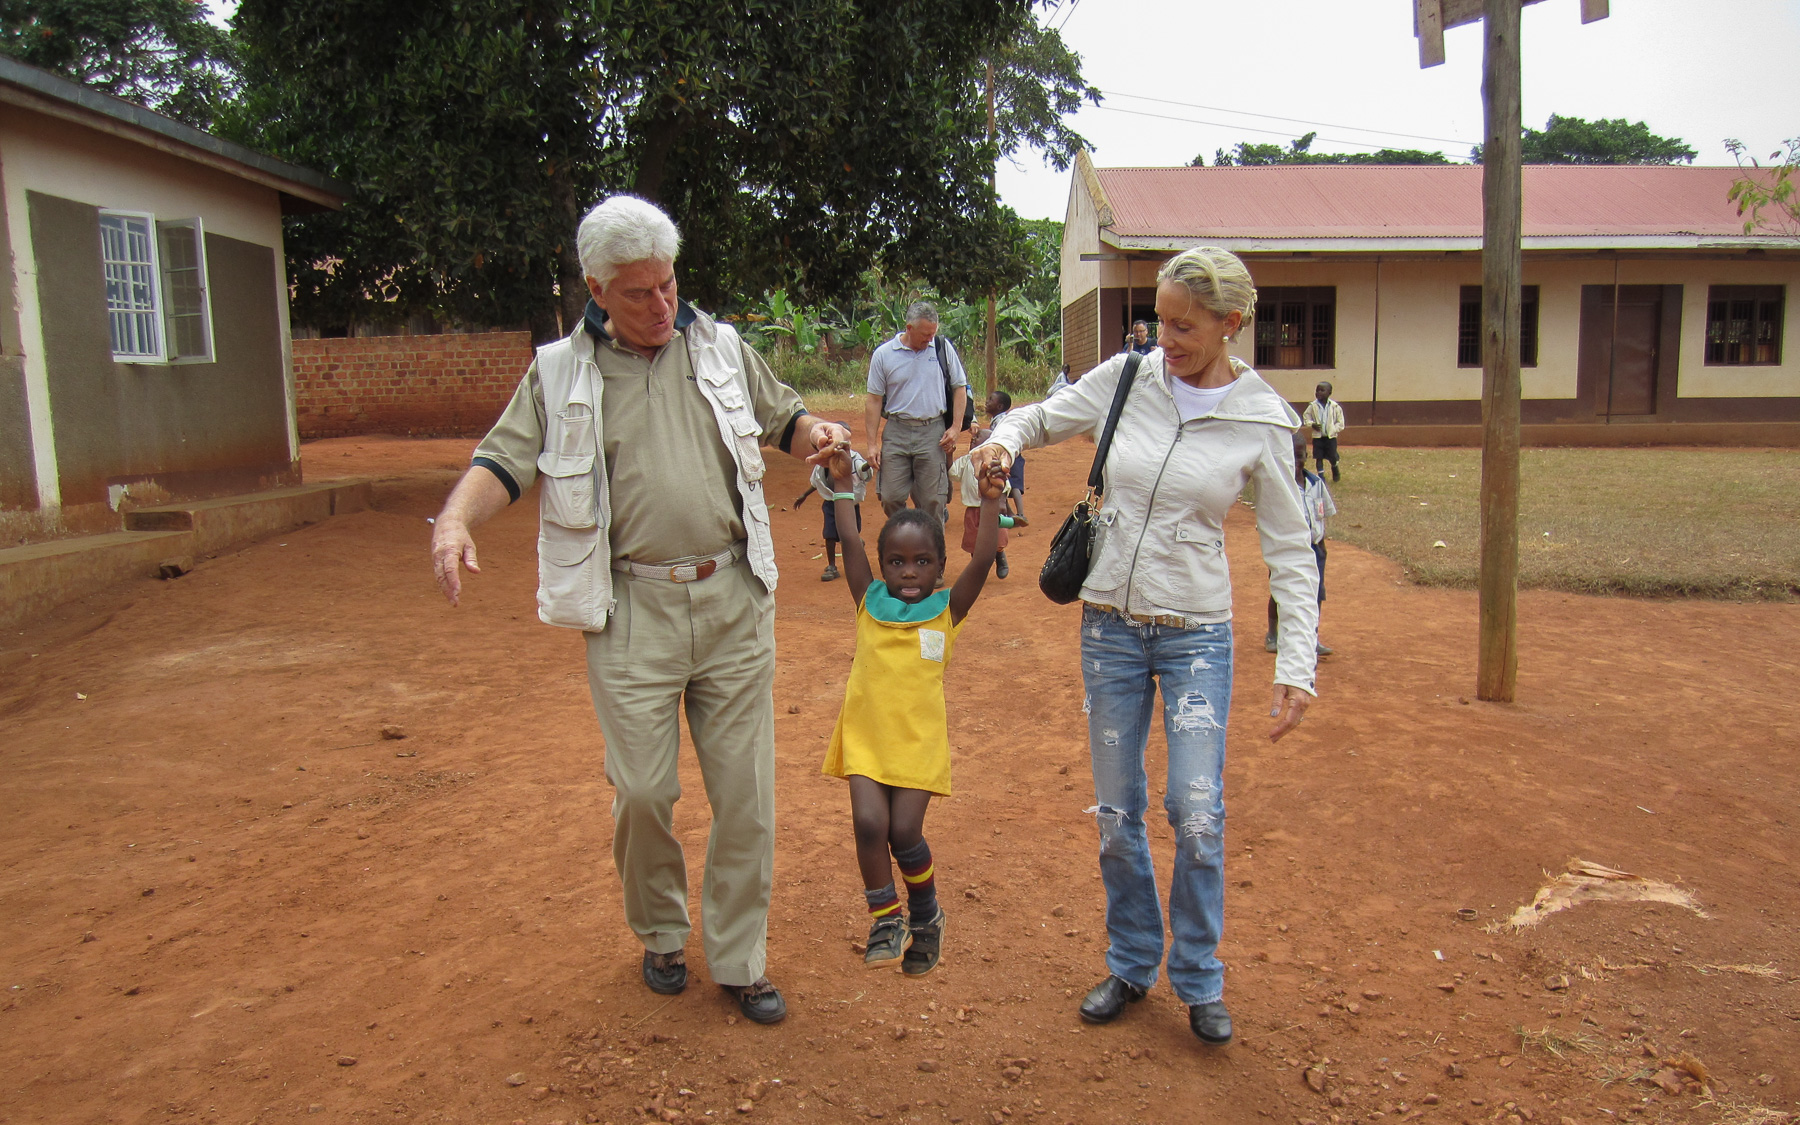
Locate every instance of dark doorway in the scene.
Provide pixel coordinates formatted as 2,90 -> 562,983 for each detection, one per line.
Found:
1579,285 -> 1679,419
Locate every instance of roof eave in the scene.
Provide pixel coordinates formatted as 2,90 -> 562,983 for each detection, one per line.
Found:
0,57 -> 349,212
1103,233 -> 1800,253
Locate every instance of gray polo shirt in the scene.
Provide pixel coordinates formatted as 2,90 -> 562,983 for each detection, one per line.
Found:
866,333 -> 967,421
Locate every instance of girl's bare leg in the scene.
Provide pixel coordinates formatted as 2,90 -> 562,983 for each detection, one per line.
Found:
848,775 -> 896,889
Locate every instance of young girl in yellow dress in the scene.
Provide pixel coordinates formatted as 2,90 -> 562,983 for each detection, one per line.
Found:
820,452 -> 1005,974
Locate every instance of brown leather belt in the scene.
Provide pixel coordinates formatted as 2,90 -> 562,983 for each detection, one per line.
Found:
1085,601 -> 1209,629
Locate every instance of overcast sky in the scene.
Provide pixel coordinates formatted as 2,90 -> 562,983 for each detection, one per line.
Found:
999,0 -> 1800,221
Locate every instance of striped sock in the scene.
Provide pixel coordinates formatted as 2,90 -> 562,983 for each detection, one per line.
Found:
864,882 -> 901,921
892,839 -> 938,923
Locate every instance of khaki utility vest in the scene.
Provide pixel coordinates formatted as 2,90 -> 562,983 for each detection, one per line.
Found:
533,314 -> 778,631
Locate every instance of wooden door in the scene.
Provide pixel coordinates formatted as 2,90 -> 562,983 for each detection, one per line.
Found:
1580,284 -> 1664,417
1607,286 -> 1662,415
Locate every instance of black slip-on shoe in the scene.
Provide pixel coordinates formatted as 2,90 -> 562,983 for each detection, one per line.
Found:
1189,1000 -> 1233,1045
642,949 -> 687,995
1078,974 -> 1147,1024
722,978 -> 787,1024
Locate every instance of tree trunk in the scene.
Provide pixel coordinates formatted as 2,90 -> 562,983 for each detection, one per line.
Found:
984,60 -> 998,400
528,300 -> 563,346
547,158 -> 587,336
631,102 -> 691,204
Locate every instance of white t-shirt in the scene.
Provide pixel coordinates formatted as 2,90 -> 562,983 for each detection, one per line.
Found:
1168,375 -> 1236,423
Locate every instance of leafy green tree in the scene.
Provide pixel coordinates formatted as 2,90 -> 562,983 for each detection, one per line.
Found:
229,0 -> 1079,340
1471,114 -> 1696,165
1727,137 -> 1800,236
1200,132 -> 1450,167
987,20 -> 1099,173
1017,218 -> 1062,307
227,1 -> 600,339
0,0 -> 237,128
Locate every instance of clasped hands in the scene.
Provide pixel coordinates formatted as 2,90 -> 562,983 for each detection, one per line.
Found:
808,421 -> 872,496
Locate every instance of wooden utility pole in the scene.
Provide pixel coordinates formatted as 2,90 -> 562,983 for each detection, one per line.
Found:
1476,0 -> 1522,701
1413,0 -> 1608,702
984,60 -> 999,403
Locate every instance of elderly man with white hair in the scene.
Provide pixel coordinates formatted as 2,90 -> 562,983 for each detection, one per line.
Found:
430,195 -> 851,1025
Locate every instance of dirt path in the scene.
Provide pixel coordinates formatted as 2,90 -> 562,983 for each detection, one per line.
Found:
3,427 -> 1796,1125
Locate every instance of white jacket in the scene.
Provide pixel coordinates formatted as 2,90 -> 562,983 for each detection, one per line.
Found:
989,352 -> 1319,693
533,314 -> 778,631
1303,398 -> 1346,439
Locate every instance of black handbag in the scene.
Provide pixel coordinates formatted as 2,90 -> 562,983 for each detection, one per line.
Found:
1038,353 -> 1144,604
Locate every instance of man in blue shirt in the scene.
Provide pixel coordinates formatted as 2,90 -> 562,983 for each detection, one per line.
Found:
863,302 -> 968,526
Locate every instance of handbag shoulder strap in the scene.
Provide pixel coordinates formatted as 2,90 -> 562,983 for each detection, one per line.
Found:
1088,352 -> 1144,492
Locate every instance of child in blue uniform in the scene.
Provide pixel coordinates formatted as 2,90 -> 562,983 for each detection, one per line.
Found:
819,449 -> 1005,975
795,450 -> 871,581
1266,427 -> 1336,655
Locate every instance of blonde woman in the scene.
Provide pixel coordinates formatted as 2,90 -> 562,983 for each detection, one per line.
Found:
971,247 -> 1319,1045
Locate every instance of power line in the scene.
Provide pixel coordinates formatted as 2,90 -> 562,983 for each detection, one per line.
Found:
1098,88 -> 1478,149
1050,0 -> 1084,34
1089,103 -> 1474,157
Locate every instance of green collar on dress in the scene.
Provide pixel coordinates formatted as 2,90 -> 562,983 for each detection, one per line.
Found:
864,582 -> 951,624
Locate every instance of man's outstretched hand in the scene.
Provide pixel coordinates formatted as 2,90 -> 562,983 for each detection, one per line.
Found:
432,520 -> 480,606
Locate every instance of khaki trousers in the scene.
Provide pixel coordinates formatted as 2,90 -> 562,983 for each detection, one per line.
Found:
584,559 -> 776,987
878,415 -> 949,526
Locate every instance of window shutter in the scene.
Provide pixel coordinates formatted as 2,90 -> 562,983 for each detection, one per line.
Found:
157,218 -> 213,363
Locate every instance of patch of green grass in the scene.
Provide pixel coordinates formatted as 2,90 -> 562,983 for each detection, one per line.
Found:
1328,447 -> 1800,600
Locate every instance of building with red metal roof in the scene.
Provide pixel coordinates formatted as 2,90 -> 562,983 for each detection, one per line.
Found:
1061,153 -> 1800,440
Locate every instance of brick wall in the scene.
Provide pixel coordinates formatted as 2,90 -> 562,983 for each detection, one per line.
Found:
293,332 -> 534,439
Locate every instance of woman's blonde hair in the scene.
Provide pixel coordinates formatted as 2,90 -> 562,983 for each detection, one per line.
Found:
1157,247 -> 1257,337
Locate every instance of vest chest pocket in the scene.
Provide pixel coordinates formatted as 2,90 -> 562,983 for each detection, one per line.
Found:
552,402 -> 596,455
537,450 -> 598,529
729,411 -> 766,482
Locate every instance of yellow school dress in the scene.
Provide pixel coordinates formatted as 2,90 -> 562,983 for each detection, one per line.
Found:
823,583 -> 963,796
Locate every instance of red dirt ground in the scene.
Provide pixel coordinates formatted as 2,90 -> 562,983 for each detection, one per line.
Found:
3,425 -> 1797,1125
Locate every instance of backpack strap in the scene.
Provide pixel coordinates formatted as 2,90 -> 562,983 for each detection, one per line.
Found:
935,335 -> 954,429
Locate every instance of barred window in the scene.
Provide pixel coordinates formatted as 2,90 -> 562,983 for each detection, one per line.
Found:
1705,286 -> 1783,366
1253,287 -> 1334,369
100,211 -> 162,360
98,210 -> 213,364
1458,285 -> 1539,367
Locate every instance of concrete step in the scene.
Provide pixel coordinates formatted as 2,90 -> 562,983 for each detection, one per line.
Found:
0,529 -> 194,630
124,479 -> 372,557
3,478 -> 372,630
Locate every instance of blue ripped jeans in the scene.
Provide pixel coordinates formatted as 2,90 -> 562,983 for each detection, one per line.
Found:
1080,604 -> 1232,1006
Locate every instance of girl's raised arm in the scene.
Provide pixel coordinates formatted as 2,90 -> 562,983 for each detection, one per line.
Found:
827,457 -> 875,607
948,472 -> 1005,624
